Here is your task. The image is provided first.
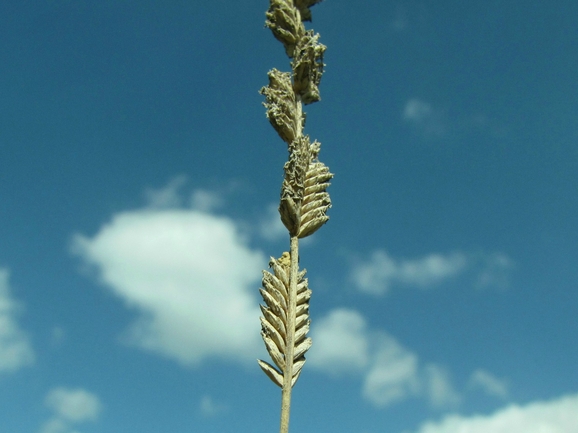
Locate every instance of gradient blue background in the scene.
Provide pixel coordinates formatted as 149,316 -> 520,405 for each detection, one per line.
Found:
1,1 -> 577,432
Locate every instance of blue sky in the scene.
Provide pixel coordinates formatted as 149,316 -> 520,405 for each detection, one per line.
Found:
1,1 -> 577,432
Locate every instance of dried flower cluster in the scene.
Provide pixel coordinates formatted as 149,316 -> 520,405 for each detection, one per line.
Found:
257,1 -> 332,432
258,253 -> 311,388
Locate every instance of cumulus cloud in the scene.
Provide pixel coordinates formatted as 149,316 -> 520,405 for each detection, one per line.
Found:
71,204 -> 266,366
40,387 -> 101,433
351,250 -> 468,295
0,268 -> 34,372
308,309 -> 370,374
350,250 -> 513,295
406,393 -> 578,433
362,332 -> 421,406
468,369 -> 509,399
309,308 -> 458,408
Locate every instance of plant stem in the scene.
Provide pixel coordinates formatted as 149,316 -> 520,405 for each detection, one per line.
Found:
279,78 -> 304,433
279,235 -> 299,433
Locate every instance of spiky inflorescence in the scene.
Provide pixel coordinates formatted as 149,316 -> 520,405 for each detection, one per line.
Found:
278,136 -> 332,238
258,1 -> 332,432
261,69 -> 300,145
292,30 -> 326,105
260,0 -> 332,243
258,253 -> 312,388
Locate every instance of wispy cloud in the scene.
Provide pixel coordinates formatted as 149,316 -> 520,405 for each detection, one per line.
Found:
144,175 -> 188,209
259,203 -> 287,242
309,308 -> 459,408
468,369 -> 509,399
0,268 -> 34,373
350,250 -> 468,295
403,98 -> 447,138
144,176 -> 225,212
199,395 -> 227,417
407,393 -> 578,433
50,327 -> 66,347
350,250 -> 513,295
362,331 -> 422,407
39,387 -> 101,433
424,364 -> 461,408
71,192 -> 266,367
402,98 -> 509,141
474,253 -> 513,290
190,188 -> 225,213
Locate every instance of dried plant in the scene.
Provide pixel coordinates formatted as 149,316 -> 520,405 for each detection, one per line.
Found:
257,1 -> 332,432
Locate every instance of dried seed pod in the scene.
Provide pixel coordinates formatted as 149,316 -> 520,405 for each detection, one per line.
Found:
279,135 -> 312,234
299,141 -> 333,238
279,137 -> 332,238
295,0 -> 323,22
260,69 -> 301,144
265,0 -> 305,58
292,31 -> 326,105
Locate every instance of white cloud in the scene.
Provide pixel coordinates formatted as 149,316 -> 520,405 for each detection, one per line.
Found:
39,418 -> 68,433
50,327 -> 66,346
351,250 -> 468,295
144,175 -> 188,209
403,99 -> 509,141
144,176 -> 224,213
40,387 -> 101,433
45,387 -> 101,422
403,98 -> 447,138
309,308 -> 458,409
404,99 -> 433,122
309,308 -> 370,374
259,203 -> 287,242
424,364 -> 461,408
468,369 -> 509,399
200,395 -> 227,417
362,332 -> 420,406
397,253 -> 468,286
0,268 -> 34,372
72,207 -> 266,366
350,250 -> 513,295
474,253 -> 513,290
407,393 -> 578,433
190,189 -> 224,212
